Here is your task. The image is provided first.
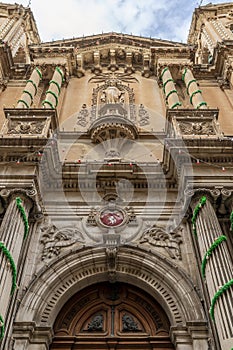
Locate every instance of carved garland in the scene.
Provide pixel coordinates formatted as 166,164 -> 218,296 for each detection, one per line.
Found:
0,315 -> 4,341
210,280 -> 233,321
16,197 -> 29,239
230,211 -> 233,231
201,235 -> 227,278
191,196 -> 206,236
0,242 -> 17,294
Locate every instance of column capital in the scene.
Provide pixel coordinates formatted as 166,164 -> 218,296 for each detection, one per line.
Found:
0,187 -> 36,202
0,187 -> 43,220
184,187 -> 220,208
184,186 -> 233,214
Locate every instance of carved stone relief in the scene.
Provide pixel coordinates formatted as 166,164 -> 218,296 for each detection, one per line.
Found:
40,223 -> 84,260
139,225 -> 183,260
178,121 -> 216,135
77,103 -> 89,127
138,104 -> 150,126
7,120 -> 45,134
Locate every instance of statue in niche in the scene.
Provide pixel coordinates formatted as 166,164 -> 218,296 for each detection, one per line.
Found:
102,80 -> 125,104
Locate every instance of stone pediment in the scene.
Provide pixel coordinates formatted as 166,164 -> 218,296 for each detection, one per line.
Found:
40,32 -> 186,50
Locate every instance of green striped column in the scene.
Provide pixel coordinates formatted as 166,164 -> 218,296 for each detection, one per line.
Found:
161,67 -> 182,109
191,194 -> 233,348
42,66 -> 64,109
182,68 -> 207,109
17,67 -> 42,108
0,192 -> 32,333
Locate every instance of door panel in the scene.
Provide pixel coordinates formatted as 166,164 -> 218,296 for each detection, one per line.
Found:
50,282 -> 174,350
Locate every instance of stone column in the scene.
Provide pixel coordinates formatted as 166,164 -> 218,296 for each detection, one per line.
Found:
17,67 -> 42,108
191,190 -> 233,348
42,66 -> 64,109
160,66 -> 182,109
0,190 -> 33,321
182,68 -> 207,109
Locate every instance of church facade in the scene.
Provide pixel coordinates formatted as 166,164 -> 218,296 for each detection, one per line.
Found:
0,2 -> 233,349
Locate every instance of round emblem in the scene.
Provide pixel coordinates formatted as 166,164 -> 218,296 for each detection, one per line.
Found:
100,209 -> 124,227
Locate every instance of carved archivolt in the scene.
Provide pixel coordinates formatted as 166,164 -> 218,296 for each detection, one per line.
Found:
15,246 -> 205,331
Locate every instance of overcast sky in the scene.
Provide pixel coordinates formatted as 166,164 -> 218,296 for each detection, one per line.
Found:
4,0 -> 233,43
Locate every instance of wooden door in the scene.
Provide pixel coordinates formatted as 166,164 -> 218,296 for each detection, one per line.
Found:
50,282 -> 174,350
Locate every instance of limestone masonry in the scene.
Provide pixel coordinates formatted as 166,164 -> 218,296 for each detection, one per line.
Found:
0,2 -> 233,349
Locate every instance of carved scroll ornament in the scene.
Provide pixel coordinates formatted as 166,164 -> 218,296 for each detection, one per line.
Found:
139,225 -> 183,260
40,223 -> 84,260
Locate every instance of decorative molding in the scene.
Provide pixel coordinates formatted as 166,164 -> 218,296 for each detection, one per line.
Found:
106,246 -> 118,283
139,225 -> 183,260
40,223 -> 84,260
16,246 -> 206,326
8,119 -> 45,135
165,108 -> 220,139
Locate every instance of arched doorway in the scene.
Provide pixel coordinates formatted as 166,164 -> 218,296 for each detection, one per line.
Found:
50,282 -> 174,349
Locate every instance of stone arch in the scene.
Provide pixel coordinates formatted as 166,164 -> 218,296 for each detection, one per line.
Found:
13,245 -> 207,348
